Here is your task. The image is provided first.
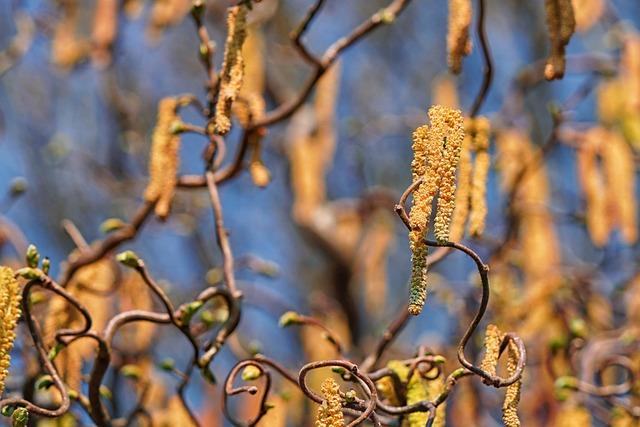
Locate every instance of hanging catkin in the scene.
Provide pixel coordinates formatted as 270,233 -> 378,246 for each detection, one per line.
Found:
0,267 -> 21,396
447,0 -> 473,74
315,377 -> 344,427
213,4 -> 248,135
502,340 -> 522,427
469,116 -> 490,237
577,128 -> 610,246
571,0 -> 604,33
91,0 -> 118,67
144,97 -> 181,219
544,0 -> 576,80
408,106 -> 464,315
602,130 -> 638,244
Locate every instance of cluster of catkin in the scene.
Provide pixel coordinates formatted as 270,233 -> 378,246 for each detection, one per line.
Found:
144,97 -> 181,219
315,377 -> 344,427
213,4 -> 249,136
450,116 -> 491,240
447,0 -> 473,74
576,127 -> 637,246
408,106 -> 465,315
480,325 -> 522,427
544,0 -> 576,80
0,267 -> 21,396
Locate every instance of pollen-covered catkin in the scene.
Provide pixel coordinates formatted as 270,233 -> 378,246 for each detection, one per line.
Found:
577,128 -> 610,246
408,107 -> 464,315
469,116 -> 490,237
144,97 -> 181,219
502,340 -> 522,427
213,4 -> 248,135
0,267 -> 21,396
92,0 -> 118,67
449,134 -> 472,242
408,125 -> 437,316
480,324 -> 502,382
602,130 -> 638,244
571,0 -> 604,33
315,377 -> 344,427
431,106 -> 465,243
447,0 -> 472,74
544,0 -> 576,80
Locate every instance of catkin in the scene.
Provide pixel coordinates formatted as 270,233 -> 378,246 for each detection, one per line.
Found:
408,107 -> 465,315
431,106 -> 465,242
544,0 -> 576,80
480,324 -> 502,382
0,267 -> 21,396
469,116 -> 491,237
213,4 -> 248,135
408,125 -> 437,315
577,128 -> 610,246
602,130 -> 638,244
51,0 -> 89,69
315,377 -> 344,427
447,0 -> 473,74
502,340 -> 521,427
233,25 -> 266,127
571,0 -> 604,33
144,97 -> 181,219
147,0 -> 192,40
92,0 -> 118,67
449,134 -> 472,242
621,34 -> 640,112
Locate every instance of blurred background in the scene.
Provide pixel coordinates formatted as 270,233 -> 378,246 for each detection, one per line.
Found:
1,0 -> 640,425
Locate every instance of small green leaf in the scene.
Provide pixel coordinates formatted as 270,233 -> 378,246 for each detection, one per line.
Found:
35,375 -> 55,390
241,365 -> 262,381
159,358 -> 175,371
278,311 -> 301,327
100,218 -> 126,234
116,250 -> 141,268
25,245 -> 39,268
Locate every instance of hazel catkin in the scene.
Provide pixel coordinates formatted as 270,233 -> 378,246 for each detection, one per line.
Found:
213,4 -> 248,135
0,266 -> 21,396
144,97 -> 181,219
447,0 -> 473,74
544,0 -> 576,80
315,377 -> 344,427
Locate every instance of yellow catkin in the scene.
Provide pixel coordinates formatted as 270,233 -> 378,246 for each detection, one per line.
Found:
596,79 -> 625,127
555,404 -> 592,427
480,324 -> 502,381
51,0 -> 89,69
117,273 -> 157,353
426,372 -> 446,427
233,24 -> 266,127
213,4 -> 249,135
315,377 -> 344,427
249,161 -> 271,188
577,128 -> 610,246
0,267 -> 21,396
571,0 -> 605,33
431,106 -> 465,242
502,340 -> 521,427
91,0 -> 118,67
602,130 -> 638,244
544,0 -> 576,80
147,0 -> 192,40
408,125 -> 437,315
621,34 -> 640,112
610,408 -> 636,427
449,134 -> 472,242
469,116 -> 490,237
408,106 -> 464,315
144,97 -> 181,219
447,0 -> 473,74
